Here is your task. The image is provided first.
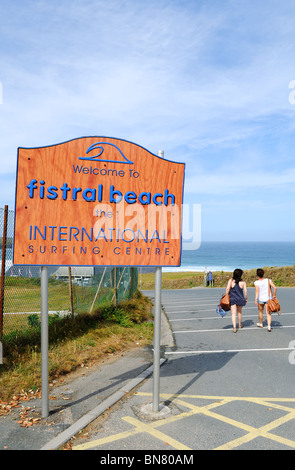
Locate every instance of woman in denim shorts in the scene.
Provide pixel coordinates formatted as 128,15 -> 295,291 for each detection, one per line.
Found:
254,268 -> 277,332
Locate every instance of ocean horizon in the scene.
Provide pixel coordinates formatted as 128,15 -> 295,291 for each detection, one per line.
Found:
2,242 -> 295,275
164,241 -> 295,273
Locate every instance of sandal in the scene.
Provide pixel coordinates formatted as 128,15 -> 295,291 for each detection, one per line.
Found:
257,323 -> 263,328
233,328 -> 237,333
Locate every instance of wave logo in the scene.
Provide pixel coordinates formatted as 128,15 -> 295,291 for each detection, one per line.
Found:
79,142 -> 133,165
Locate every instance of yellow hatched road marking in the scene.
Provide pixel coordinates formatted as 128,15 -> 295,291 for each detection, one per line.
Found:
72,393 -> 295,451
123,416 -> 191,450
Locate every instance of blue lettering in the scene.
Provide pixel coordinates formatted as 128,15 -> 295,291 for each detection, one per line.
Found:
83,188 -> 96,201
49,226 -> 57,240
59,226 -> 67,241
69,227 -> 79,241
27,179 -> 37,198
163,230 -> 169,243
98,184 -> 103,202
150,230 -> 161,242
60,183 -> 71,200
138,192 -> 151,205
152,193 -> 163,205
124,191 -> 137,204
121,229 -> 135,242
72,164 -> 83,173
164,189 -> 175,206
34,225 -> 46,240
39,180 -> 45,199
110,185 -> 122,203
108,228 -> 115,241
81,227 -> 93,241
95,228 -> 107,242
72,187 -> 82,200
47,186 -> 58,199
25,179 -> 175,206
137,229 -> 148,242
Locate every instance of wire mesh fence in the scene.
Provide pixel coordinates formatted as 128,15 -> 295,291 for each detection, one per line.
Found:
0,206 -> 138,339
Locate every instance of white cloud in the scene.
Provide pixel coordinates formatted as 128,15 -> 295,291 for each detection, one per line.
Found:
1,0 -> 295,239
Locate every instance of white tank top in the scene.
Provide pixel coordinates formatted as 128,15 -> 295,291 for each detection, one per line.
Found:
254,278 -> 270,302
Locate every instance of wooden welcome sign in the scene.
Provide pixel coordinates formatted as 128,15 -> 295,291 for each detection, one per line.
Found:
13,137 -> 185,266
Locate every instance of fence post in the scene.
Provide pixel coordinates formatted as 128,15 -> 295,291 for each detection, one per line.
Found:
0,205 -> 8,338
130,268 -> 134,299
68,267 -> 74,317
113,267 -> 118,305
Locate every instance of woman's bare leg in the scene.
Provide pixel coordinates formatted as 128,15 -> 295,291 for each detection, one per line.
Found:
231,305 -> 237,332
266,305 -> 272,331
257,303 -> 264,327
237,306 -> 243,328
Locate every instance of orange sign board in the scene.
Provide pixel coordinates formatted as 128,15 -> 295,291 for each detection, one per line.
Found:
13,137 -> 185,266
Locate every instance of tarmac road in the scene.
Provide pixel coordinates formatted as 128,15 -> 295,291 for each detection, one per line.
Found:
68,287 -> 295,452
1,286 -> 295,452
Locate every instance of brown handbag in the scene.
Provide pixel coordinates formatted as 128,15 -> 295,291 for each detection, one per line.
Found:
219,293 -> 231,311
267,281 -> 281,316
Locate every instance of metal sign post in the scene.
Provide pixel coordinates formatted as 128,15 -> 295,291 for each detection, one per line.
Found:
41,266 -> 49,418
152,149 -> 164,412
153,266 -> 162,412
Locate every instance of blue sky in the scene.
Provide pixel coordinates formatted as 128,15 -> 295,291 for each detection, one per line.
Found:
1,0 -> 295,242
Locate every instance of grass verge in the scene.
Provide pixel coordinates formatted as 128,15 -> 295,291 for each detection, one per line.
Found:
0,291 -> 154,402
140,265 -> 295,290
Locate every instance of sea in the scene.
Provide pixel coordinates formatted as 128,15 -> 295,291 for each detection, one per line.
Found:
1,242 -> 295,275
164,241 -> 295,273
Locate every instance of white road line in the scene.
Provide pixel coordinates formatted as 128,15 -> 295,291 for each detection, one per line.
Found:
163,303 -> 220,308
164,307 -> 258,315
164,304 -> 226,310
169,311 -> 295,322
165,347 -> 295,356
164,302 -> 258,309
173,325 -> 295,334
162,298 -> 221,303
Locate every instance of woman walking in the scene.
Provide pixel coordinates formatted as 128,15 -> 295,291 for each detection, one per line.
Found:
226,269 -> 247,333
254,268 -> 277,332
